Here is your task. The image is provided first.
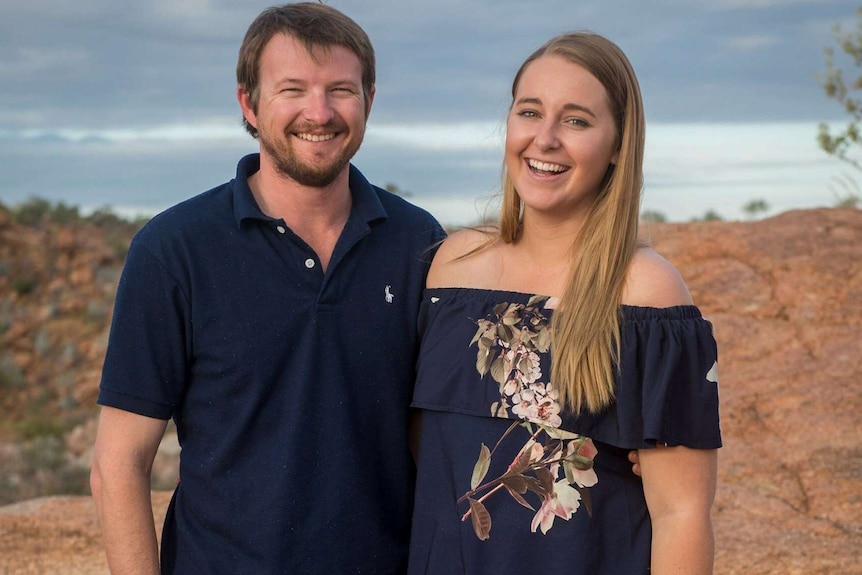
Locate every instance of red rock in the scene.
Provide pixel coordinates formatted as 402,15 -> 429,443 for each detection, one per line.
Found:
0,208 -> 860,574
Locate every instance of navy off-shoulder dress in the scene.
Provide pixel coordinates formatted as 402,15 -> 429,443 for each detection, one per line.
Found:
408,288 -> 721,575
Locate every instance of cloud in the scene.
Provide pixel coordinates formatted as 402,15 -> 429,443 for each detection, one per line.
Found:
721,35 -> 780,51
0,1 -> 854,136
0,47 -> 88,76
0,118 -> 844,226
0,0 -> 114,20
152,0 -> 214,20
0,120 -> 244,144
708,0 -> 836,10
0,119 -> 507,152
367,122 -> 504,151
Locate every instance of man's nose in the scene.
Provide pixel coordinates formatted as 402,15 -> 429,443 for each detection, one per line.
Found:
303,90 -> 336,125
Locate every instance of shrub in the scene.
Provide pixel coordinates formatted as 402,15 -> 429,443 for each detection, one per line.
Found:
12,197 -> 52,225
12,277 -> 36,296
640,210 -> 667,223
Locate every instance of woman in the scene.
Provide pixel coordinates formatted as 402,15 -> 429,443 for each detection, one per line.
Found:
408,32 -> 720,574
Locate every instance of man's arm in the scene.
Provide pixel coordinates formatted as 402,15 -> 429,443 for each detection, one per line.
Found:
640,445 -> 718,575
628,450 -> 642,476
91,406 -> 169,575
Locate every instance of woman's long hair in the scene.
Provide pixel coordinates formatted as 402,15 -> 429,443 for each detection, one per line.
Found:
499,32 -> 646,413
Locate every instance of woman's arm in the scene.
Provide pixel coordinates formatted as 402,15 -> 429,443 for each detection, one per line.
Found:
639,445 -> 718,575
624,246 -> 718,572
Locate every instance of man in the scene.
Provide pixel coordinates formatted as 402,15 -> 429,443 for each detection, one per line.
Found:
90,4 -> 445,574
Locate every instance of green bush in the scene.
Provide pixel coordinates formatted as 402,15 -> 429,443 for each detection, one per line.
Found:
0,357 -> 25,390
12,197 -> 52,225
86,206 -> 123,228
640,210 -> 667,223
691,209 -> 724,222
50,201 -> 80,224
12,277 -> 36,296
16,415 -> 66,441
0,437 -> 91,504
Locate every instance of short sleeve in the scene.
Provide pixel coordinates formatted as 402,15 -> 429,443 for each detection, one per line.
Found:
97,236 -> 192,419
562,306 -> 721,449
615,306 -> 721,449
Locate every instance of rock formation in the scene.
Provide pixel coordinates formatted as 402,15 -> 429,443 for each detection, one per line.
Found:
1,208 -> 860,574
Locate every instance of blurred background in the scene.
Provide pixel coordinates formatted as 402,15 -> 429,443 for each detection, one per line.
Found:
1,4 -> 861,573
1,0 -> 861,225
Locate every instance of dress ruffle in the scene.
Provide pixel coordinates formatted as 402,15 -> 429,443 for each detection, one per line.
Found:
411,288 -> 722,450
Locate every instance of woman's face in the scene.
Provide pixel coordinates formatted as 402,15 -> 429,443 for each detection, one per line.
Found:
505,54 -> 619,220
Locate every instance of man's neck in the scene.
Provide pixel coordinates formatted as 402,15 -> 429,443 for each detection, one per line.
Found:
248,160 -> 352,271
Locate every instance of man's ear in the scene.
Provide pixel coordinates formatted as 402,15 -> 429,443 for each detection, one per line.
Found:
365,85 -> 376,119
237,85 -> 258,130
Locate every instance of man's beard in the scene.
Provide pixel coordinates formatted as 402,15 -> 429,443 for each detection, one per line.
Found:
259,122 -> 364,187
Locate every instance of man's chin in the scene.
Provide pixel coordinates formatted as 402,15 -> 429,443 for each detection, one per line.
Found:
261,135 -> 362,188
275,162 -> 348,188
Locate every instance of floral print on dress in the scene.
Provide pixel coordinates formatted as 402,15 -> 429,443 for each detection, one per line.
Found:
458,295 -> 599,539
470,296 -> 556,424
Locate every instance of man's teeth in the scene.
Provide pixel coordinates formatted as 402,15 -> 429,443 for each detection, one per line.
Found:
297,133 -> 335,142
528,159 -> 567,173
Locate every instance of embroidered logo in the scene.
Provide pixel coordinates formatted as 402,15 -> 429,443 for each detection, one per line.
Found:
384,285 -> 394,303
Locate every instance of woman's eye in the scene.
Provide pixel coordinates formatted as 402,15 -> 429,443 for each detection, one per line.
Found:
566,118 -> 589,127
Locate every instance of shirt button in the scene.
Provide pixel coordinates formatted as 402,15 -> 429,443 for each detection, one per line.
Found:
276,225 -> 286,234
304,258 -> 315,269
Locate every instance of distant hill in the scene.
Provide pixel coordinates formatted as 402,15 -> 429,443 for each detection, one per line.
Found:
0,202 -> 142,503
1,207 -> 861,574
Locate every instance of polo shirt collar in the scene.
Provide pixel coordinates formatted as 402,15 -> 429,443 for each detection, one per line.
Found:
346,163 -> 388,228
233,154 -> 269,226
232,153 -> 388,229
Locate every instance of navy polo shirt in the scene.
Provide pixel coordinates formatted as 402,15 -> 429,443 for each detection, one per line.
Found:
98,154 -> 445,574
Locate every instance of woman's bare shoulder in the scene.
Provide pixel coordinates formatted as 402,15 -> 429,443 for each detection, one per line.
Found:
622,246 -> 693,308
427,227 -> 499,288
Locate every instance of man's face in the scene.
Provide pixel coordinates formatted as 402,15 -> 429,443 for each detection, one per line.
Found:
244,33 -> 373,187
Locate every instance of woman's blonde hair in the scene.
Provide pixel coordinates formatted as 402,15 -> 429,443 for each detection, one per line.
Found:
500,32 -> 645,413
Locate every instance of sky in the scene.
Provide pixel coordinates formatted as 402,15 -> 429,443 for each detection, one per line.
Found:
0,0 -> 860,224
